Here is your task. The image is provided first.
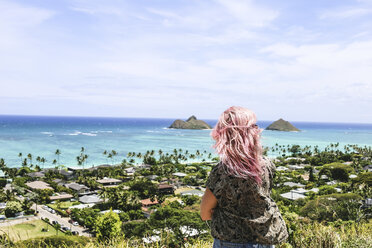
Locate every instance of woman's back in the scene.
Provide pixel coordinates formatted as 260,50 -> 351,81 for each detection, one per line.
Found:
206,157 -> 288,244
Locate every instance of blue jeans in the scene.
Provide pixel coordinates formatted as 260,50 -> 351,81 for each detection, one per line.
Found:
213,238 -> 275,248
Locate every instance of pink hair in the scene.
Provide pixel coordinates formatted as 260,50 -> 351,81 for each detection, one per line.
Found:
211,106 -> 264,185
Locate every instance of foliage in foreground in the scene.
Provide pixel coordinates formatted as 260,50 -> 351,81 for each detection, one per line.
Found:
2,220 -> 370,248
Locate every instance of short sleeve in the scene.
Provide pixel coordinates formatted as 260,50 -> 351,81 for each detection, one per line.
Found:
205,164 -> 221,199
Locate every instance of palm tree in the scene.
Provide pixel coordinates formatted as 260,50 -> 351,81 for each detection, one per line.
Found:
18,153 -> 23,165
40,157 -> 46,169
55,149 -> 61,167
27,153 -> 33,168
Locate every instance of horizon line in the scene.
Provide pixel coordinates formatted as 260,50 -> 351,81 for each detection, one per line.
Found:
0,113 -> 372,125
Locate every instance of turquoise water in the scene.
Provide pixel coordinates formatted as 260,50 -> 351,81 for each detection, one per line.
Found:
0,115 -> 371,168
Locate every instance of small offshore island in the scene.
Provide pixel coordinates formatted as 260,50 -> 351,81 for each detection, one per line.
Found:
266,118 -> 300,132
169,116 -> 212,129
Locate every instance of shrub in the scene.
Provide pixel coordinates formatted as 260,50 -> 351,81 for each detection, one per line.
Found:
15,235 -> 90,248
4,201 -> 23,217
320,163 -> 354,182
300,193 -> 362,221
352,172 -> 372,186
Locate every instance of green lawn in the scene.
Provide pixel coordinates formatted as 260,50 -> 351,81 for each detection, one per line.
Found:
48,201 -> 79,210
0,219 -> 65,241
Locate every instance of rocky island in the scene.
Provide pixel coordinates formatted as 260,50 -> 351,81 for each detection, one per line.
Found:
265,118 -> 300,132
169,116 -> 212,129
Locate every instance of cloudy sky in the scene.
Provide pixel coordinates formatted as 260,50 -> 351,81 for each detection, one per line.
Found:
1,0 -> 371,123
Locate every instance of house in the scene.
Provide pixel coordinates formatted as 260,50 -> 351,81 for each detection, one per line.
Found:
97,177 -> 122,187
137,164 -> 152,170
283,182 -> 305,188
288,165 -> 305,170
276,166 -> 289,171
0,169 -> 5,178
140,198 -> 159,211
50,193 -> 74,201
26,181 -> 53,191
280,191 -> 306,200
363,164 -> 372,172
87,164 -> 113,171
290,188 -> 309,194
146,175 -> 158,180
180,189 -> 204,197
349,174 -> 358,179
326,180 -> 337,185
68,203 -> 95,210
27,171 -> 45,179
124,167 -> 135,175
100,209 -> 122,214
65,183 -> 89,194
79,194 -> 102,204
158,183 -> 174,194
320,175 -> 329,180
0,203 -> 6,209
172,172 -> 187,177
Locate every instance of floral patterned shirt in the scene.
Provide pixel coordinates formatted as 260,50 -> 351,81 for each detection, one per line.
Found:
206,157 -> 288,244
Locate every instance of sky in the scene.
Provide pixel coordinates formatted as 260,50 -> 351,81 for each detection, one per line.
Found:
0,0 -> 371,123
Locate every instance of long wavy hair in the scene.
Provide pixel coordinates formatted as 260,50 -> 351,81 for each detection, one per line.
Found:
211,106 -> 264,185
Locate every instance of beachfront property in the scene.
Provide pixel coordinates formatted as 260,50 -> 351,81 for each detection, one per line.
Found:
26,180 -> 53,191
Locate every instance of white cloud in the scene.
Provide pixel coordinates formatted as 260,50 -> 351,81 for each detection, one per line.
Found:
320,7 -> 372,19
216,0 -> 279,27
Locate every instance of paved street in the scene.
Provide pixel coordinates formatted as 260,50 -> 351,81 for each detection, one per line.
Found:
31,204 -> 91,237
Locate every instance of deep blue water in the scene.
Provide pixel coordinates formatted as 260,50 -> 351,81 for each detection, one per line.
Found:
0,115 -> 371,168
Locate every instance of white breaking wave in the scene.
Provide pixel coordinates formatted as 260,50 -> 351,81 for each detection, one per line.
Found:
41,132 -> 53,135
82,132 -> 97,136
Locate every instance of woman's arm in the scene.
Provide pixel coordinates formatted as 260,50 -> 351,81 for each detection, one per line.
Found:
200,187 -> 218,221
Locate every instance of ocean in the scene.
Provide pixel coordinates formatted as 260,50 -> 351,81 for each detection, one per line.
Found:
0,115 -> 372,168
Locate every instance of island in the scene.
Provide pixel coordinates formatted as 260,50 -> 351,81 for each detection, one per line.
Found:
265,118 -> 300,132
169,116 -> 212,129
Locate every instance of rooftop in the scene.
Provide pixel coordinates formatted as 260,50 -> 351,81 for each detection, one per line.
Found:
280,191 -> 306,200
97,178 -> 122,184
26,181 -> 53,190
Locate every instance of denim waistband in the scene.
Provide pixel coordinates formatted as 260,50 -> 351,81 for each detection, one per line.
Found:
213,238 -> 275,248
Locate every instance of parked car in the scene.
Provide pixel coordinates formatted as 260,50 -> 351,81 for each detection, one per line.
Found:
62,226 -> 71,231
72,222 -> 79,226
52,220 -> 58,225
50,209 -> 56,214
71,231 -> 79,235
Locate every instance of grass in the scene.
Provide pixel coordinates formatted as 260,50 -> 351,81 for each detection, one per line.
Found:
0,219 -> 65,241
48,201 -> 79,210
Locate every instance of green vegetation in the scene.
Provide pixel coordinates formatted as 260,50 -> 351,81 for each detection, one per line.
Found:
0,220 -> 65,242
94,210 -> 121,241
0,143 -> 371,247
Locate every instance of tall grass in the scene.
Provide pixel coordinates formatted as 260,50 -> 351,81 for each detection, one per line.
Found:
6,221 -> 371,248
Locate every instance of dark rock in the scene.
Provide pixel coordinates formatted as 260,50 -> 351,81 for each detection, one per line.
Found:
265,118 -> 300,132
169,116 -> 211,130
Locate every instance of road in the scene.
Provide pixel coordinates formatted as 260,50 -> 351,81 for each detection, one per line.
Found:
31,204 -> 91,237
